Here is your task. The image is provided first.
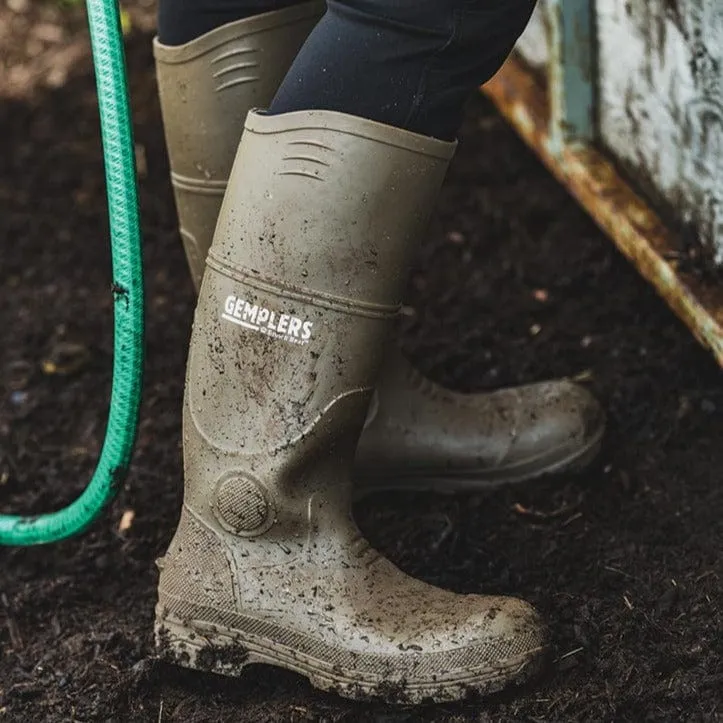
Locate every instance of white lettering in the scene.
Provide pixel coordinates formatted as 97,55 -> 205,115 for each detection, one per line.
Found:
243,303 -> 258,324
221,298 -> 314,345
277,314 -> 290,334
288,318 -> 302,337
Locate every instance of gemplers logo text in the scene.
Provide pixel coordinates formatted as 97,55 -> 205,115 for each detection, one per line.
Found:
222,295 -> 313,345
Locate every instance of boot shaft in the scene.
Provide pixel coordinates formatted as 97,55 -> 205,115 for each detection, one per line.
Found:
154,2 -> 325,286
184,110 -> 454,538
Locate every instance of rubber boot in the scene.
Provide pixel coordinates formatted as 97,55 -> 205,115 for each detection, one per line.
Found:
153,2 -> 325,288
155,110 -> 547,703
153,9 -> 604,494
354,355 -> 604,492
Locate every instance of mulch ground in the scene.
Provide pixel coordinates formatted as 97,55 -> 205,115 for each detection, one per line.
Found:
0,6 -> 721,721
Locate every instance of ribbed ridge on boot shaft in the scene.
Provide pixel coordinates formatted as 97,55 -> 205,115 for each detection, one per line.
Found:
153,2 -> 325,181
244,110 -> 457,159
211,110 -> 455,308
153,2 -> 325,63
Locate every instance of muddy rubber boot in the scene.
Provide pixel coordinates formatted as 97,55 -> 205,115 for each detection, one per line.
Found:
154,7 -> 604,494
354,354 -> 604,493
153,2 -> 324,288
155,110 -> 548,703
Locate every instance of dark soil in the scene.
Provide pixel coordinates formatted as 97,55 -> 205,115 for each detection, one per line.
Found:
1,17 -> 722,723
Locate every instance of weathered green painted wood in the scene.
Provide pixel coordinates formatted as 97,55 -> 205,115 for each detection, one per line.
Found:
545,0 -> 597,149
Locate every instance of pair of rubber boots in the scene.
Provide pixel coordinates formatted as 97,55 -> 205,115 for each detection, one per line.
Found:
153,3 -> 604,703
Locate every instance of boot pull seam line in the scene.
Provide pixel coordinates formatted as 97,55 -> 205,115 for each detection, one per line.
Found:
206,253 -> 402,319
186,385 -> 374,456
171,172 -> 228,194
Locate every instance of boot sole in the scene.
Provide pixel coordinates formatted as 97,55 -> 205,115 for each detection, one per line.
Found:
354,422 -> 605,495
155,604 -> 547,704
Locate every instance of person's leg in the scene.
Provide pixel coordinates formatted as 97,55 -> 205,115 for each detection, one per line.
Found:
270,0 -> 536,140
157,0 -> 306,45
156,0 -> 549,704
154,0 -> 604,494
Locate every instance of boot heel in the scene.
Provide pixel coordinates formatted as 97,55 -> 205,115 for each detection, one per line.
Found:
155,610 -> 253,677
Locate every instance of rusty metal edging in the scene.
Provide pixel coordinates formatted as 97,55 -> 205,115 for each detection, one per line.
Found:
484,56 -> 723,367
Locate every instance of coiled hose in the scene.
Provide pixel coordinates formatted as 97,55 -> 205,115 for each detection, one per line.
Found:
0,0 -> 144,545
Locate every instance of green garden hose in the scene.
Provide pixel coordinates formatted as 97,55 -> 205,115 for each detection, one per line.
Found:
0,0 -> 144,545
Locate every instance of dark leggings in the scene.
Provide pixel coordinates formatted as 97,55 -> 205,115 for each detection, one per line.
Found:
157,0 -> 536,141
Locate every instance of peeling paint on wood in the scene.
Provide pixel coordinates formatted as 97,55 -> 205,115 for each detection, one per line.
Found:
515,0 -> 723,269
597,0 -> 723,267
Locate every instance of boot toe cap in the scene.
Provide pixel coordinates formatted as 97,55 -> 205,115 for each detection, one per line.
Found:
386,595 -> 549,700
448,595 -> 548,670
370,592 -> 548,680
507,380 -> 605,469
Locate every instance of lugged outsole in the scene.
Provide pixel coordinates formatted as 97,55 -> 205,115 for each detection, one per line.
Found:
155,610 -> 547,705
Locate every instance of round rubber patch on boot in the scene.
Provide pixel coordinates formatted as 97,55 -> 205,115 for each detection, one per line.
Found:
211,472 -> 276,537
